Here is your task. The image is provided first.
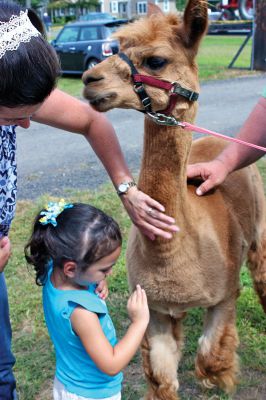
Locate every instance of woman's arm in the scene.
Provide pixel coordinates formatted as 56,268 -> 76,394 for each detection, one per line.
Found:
33,89 -> 178,239
187,97 -> 266,195
71,285 -> 149,376
216,97 -> 266,171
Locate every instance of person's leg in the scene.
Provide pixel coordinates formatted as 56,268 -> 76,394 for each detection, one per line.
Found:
0,273 -> 17,400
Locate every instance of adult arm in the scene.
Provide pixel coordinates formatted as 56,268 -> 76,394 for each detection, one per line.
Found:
187,97 -> 266,195
33,89 -> 178,240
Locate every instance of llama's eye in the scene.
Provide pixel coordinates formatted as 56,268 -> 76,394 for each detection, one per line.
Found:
144,57 -> 168,70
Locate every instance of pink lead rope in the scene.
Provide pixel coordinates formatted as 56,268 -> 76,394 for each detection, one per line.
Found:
181,121 -> 266,153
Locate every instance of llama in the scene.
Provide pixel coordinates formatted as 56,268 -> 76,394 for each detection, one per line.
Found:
82,1 -> 266,398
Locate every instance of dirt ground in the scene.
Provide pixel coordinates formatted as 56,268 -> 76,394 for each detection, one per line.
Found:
35,365 -> 266,400
123,359 -> 266,400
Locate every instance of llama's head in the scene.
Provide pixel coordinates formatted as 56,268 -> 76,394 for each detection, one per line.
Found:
82,0 -> 208,120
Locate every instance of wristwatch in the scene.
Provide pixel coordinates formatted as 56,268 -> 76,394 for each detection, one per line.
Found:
117,181 -> 137,196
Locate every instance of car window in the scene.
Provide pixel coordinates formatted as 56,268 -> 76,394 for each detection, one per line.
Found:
103,25 -> 122,38
79,27 -> 99,41
56,26 -> 80,43
79,13 -> 115,21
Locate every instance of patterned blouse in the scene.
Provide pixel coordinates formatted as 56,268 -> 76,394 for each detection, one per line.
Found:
0,125 -> 17,237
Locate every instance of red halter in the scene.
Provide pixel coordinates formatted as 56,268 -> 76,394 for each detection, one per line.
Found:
118,52 -> 199,116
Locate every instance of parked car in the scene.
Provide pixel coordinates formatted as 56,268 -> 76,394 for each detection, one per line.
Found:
51,19 -> 128,74
79,12 -> 116,21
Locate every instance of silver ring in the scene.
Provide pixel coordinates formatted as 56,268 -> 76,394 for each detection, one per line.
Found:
147,207 -> 154,216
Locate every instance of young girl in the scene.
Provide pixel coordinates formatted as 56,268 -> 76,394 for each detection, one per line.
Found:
25,200 -> 150,400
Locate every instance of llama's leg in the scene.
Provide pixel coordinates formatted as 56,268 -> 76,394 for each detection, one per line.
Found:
141,310 -> 184,400
195,294 -> 239,394
247,229 -> 266,313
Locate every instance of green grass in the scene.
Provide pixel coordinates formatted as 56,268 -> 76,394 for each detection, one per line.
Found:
57,77 -> 84,98
57,35 -> 256,97
6,161 -> 266,399
198,35 -> 253,80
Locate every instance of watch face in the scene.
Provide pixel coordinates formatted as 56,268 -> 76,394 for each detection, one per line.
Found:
119,183 -> 128,193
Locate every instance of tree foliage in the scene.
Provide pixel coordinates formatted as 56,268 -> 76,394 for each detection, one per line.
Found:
47,0 -> 99,10
176,0 -> 186,11
17,0 -> 43,10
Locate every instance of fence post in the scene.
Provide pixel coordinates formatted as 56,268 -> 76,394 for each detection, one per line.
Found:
252,0 -> 266,70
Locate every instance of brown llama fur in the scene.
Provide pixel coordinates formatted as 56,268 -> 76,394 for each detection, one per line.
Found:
82,1 -> 266,398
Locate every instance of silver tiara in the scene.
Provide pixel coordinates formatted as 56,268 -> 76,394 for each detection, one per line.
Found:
0,10 -> 40,60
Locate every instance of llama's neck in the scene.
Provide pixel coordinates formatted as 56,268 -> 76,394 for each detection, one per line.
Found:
138,117 -> 193,228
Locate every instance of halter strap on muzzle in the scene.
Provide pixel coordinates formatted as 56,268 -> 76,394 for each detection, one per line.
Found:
118,52 -> 152,113
118,52 -> 199,117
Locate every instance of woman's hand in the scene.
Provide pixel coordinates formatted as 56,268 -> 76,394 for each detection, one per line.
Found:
0,237 -> 11,272
187,158 -> 230,196
95,279 -> 109,300
120,187 -> 179,240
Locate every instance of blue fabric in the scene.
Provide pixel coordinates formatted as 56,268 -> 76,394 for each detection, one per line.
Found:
262,86 -> 266,98
43,267 -> 123,399
0,126 -> 17,238
0,274 -> 16,400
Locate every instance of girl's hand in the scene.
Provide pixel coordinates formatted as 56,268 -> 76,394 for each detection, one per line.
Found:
121,187 -> 179,241
127,284 -> 150,327
187,159 -> 230,196
95,279 -> 109,300
0,237 -> 11,273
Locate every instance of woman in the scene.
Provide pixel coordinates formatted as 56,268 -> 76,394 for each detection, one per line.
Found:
0,2 -> 178,398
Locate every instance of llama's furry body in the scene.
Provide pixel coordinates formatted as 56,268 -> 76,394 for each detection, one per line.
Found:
82,1 -> 266,397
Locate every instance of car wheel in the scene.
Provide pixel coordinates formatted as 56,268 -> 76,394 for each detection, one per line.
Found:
239,0 -> 253,20
86,59 -> 99,70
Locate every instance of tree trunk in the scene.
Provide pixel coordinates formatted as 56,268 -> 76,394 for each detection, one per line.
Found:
252,0 -> 266,70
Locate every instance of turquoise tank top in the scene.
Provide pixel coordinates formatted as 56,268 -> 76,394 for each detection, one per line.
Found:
43,267 -> 123,398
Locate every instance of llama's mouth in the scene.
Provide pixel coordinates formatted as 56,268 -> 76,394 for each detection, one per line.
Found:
83,90 -> 117,111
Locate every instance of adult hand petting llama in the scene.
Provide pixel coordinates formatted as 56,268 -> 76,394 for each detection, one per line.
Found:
120,186 -> 179,240
187,158 -> 230,196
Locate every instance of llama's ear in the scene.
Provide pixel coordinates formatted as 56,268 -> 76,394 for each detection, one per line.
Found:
147,2 -> 164,16
181,0 -> 208,53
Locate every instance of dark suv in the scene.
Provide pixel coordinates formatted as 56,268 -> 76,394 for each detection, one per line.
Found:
51,19 -> 128,74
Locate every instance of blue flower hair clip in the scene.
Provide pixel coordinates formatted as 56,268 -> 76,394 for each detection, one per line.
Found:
39,199 -> 73,227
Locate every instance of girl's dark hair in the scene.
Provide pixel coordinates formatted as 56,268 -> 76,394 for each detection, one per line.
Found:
25,203 -> 122,286
0,1 -> 60,108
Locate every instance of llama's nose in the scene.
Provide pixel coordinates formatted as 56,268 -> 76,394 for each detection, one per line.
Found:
82,73 -> 104,86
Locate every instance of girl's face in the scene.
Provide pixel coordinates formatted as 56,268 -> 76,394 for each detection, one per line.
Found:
75,246 -> 122,287
0,104 -> 43,128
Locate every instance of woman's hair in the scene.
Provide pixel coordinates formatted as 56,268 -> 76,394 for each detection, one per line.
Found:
25,203 -> 122,286
0,1 -> 60,108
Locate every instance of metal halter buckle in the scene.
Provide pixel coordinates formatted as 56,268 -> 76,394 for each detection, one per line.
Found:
170,81 -> 181,93
133,83 -> 144,93
147,112 -> 185,127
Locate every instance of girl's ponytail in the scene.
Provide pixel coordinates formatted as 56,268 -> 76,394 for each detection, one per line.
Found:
25,219 -> 53,285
